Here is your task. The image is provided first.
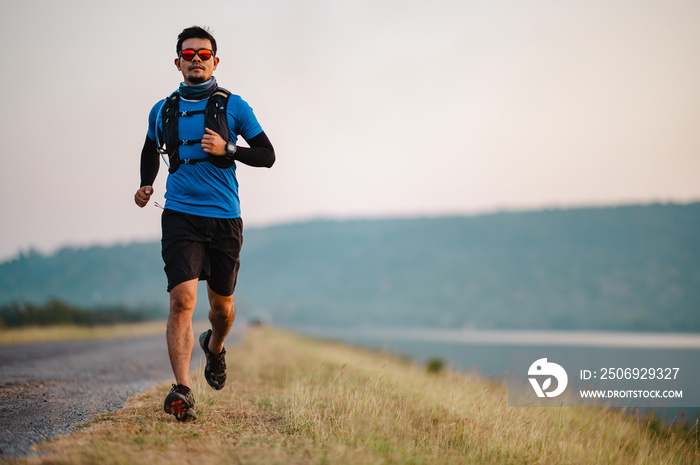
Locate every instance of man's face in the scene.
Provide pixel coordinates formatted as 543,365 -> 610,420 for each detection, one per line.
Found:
175,38 -> 220,85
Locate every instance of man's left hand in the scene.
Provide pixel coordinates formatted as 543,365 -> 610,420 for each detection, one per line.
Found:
201,127 -> 226,156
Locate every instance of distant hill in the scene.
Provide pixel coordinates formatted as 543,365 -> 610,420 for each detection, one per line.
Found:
1,203 -> 699,331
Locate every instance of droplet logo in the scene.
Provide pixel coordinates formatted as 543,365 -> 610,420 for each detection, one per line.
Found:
528,358 -> 568,397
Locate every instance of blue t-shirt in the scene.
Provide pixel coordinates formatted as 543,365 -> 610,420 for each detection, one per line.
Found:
147,92 -> 263,218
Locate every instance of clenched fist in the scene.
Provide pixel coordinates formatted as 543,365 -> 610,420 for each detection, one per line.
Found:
134,186 -> 154,208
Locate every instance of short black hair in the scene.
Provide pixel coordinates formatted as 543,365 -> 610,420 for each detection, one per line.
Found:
176,26 -> 217,56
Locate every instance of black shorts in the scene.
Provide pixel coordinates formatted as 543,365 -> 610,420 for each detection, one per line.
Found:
161,209 -> 243,296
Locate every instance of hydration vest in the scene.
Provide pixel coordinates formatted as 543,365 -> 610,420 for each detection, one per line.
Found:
158,87 -> 232,174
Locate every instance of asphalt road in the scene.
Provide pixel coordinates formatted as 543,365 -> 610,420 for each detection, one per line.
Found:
0,326 -> 241,458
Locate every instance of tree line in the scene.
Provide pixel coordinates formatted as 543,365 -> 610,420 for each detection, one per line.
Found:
0,299 -> 154,328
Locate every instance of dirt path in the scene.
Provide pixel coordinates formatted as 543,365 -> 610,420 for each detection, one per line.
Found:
0,326 -> 242,457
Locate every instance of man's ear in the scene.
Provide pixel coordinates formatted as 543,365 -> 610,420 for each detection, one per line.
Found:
174,57 -> 182,71
213,56 -> 220,70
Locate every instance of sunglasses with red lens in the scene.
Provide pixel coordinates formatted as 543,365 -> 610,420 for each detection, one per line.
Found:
179,49 -> 213,61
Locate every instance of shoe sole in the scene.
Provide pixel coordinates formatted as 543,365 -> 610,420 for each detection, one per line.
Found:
164,398 -> 197,422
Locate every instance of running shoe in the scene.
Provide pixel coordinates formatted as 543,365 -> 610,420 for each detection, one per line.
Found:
199,329 -> 227,390
163,384 -> 197,422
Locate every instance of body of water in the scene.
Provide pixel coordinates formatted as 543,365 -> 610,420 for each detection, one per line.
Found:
293,326 -> 700,422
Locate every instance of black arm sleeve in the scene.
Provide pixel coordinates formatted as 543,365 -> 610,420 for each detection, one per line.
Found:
234,131 -> 276,168
140,135 -> 160,187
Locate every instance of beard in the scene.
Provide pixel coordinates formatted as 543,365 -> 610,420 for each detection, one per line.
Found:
187,74 -> 207,85
186,65 -> 208,85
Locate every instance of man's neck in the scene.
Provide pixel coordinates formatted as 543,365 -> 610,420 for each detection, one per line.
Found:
178,77 -> 218,100
183,77 -> 214,87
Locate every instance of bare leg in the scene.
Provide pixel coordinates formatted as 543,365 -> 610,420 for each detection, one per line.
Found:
167,279 -> 199,387
207,284 -> 235,354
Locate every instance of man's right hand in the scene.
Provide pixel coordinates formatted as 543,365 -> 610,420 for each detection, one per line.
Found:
134,186 -> 154,208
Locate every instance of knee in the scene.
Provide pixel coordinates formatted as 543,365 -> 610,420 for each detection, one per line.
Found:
210,296 -> 234,320
170,288 -> 196,315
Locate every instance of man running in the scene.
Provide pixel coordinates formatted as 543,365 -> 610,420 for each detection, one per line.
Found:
134,26 -> 275,422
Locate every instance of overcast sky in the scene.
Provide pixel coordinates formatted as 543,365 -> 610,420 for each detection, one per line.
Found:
1,0 -> 698,261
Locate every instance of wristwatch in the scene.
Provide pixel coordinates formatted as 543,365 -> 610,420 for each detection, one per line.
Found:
225,141 -> 237,156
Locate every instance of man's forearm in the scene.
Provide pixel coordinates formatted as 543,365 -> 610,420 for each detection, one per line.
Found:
235,131 -> 275,168
140,136 -> 160,187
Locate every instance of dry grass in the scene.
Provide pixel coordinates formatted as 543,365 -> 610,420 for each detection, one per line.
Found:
7,326 -> 699,465
0,321 -> 169,345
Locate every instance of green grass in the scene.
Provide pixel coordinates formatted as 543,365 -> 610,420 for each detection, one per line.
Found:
6,326 -> 699,464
